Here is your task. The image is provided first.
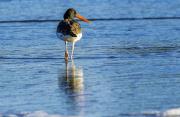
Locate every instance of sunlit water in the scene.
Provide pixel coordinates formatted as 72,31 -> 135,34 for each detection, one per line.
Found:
1,0 -> 180,117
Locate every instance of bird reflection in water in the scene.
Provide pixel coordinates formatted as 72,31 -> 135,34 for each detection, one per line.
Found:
64,60 -> 83,93
58,59 -> 84,108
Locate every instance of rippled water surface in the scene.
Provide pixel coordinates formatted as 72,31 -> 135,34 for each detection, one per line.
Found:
1,0 -> 180,117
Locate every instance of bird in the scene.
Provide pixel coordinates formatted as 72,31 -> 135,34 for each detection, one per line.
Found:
56,8 -> 90,61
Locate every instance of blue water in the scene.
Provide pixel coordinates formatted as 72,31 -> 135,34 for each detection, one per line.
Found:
1,0 -> 180,117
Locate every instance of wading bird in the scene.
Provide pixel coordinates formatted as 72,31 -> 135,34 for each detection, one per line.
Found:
57,8 -> 90,61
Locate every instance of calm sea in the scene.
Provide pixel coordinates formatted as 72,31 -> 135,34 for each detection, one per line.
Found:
0,0 -> 180,117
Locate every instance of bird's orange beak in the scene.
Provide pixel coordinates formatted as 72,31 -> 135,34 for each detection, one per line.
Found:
76,13 -> 90,23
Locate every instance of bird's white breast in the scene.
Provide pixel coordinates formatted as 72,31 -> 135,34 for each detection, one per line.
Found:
57,33 -> 82,42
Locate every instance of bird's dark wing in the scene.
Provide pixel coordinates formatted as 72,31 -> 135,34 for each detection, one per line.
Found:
56,20 -> 81,37
69,20 -> 81,35
56,20 -> 70,35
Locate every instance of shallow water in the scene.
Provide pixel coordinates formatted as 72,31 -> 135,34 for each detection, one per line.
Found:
1,0 -> 180,117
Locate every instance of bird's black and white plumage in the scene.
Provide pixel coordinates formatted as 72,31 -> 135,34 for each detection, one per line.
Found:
56,8 -> 90,60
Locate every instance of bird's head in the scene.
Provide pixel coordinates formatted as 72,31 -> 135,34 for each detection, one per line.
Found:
64,8 -> 90,23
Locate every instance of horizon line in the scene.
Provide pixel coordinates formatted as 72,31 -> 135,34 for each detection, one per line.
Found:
1,16 -> 180,23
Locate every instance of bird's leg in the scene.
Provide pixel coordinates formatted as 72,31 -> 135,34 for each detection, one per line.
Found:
65,41 -> 69,61
65,58 -> 68,81
71,42 -> 75,60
